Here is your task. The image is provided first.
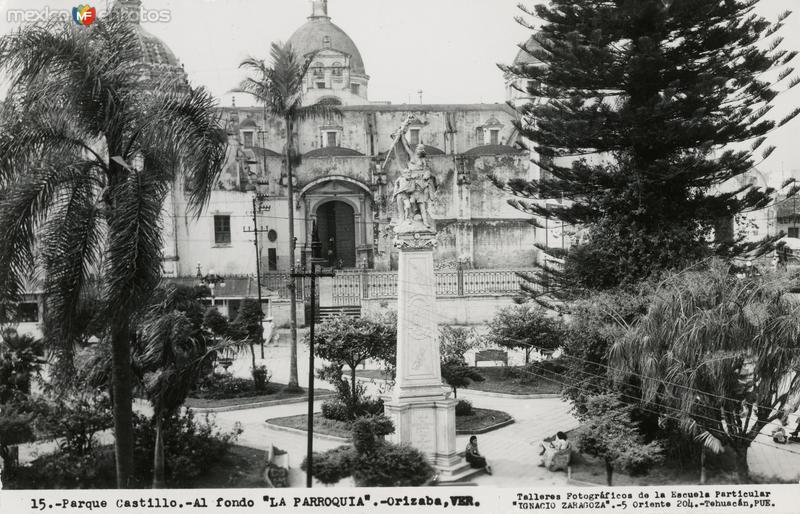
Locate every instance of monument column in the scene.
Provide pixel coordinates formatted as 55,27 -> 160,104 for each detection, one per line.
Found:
383,220 -> 466,480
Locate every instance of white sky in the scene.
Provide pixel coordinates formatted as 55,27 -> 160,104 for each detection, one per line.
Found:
1,0 -> 799,174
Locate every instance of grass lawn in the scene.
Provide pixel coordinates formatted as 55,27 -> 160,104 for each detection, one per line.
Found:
357,366 -> 562,395
185,383 -> 334,409
455,407 -> 513,434
267,407 -> 512,439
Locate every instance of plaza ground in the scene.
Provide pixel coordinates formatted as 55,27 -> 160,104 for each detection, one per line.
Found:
14,334 -> 800,487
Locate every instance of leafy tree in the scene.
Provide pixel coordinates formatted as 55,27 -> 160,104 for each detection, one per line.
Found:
485,304 -> 564,364
612,261 -> 800,482
500,0 -> 800,291
561,289 -> 651,415
236,43 -> 338,392
575,393 -> 664,486
0,14 -> 226,487
438,325 -> 482,362
314,314 -> 396,413
440,357 -> 484,398
230,298 -> 264,377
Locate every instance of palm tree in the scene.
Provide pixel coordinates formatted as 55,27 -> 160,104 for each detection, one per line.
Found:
138,285 -> 211,488
235,42 -> 338,391
610,261 -> 800,483
0,16 -> 227,487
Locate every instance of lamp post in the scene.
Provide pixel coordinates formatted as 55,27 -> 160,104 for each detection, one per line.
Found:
291,258 -> 334,488
196,262 -> 226,307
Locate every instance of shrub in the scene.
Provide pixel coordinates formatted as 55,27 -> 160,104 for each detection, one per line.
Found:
191,373 -> 257,399
43,392 -> 113,456
528,358 -> 567,376
321,398 -> 384,421
455,399 -> 473,416
351,415 -> 394,453
133,409 -> 243,487
321,399 -> 351,422
4,446 -> 117,489
252,365 -> 271,391
302,445 -> 354,485
352,443 -> 434,487
356,398 -> 384,417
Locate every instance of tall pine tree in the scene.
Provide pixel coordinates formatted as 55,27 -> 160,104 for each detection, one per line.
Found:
500,0 -> 800,291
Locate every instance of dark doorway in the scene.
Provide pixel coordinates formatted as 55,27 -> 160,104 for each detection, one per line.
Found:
317,201 -> 356,268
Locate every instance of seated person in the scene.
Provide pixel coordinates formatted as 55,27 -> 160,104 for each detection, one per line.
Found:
537,431 -> 571,468
772,425 -> 788,444
465,435 -> 492,475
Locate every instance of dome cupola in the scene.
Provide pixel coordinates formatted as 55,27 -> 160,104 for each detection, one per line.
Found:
287,0 -> 369,105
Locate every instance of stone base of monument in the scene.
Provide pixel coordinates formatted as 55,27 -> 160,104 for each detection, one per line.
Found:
383,394 -> 481,483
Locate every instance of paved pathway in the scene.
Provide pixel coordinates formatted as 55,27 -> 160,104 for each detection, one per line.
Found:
206,389 -> 579,488
747,410 -> 800,483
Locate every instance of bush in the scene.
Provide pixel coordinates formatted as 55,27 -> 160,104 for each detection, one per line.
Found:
133,409 -> 243,487
356,398 -> 384,417
321,398 -> 384,421
455,399 -> 473,416
528,358 -> 568,376
305,414 -> 433,487
5,408 -> 242,489
5,446 -> 117,489
252,365 -> 271,391
352,443 -> 434,487
302,445 -> 354,485
321,399 -> 351,422
191,373 -> 257,399
43,392 -> 113,456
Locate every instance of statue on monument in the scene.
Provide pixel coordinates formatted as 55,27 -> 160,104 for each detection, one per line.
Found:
382,116 -> 438,230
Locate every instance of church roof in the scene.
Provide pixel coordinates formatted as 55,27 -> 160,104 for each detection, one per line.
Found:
287,11 -> 366,75
304,146 -> 365,158
462,144 -> 525,157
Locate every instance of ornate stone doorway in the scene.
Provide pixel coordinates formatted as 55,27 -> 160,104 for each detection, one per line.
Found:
317,200 -> 356,268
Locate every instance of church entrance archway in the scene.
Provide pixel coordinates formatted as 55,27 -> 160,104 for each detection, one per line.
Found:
317,200 -> 356,268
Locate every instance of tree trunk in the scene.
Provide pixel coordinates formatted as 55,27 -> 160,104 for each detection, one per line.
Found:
453,386 -> 457,398
525,348 -> 530,365
733,444 -> 750,483
153,415 -> 165,489
110,323 -> 134,488
286,115 -> 300,391
249,342 -> 256,370
605,459 -> 613,486
699,446 -> 706,485
351,367 -> 358,407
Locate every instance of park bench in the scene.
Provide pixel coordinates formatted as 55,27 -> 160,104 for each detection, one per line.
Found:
474,349 -> 508,367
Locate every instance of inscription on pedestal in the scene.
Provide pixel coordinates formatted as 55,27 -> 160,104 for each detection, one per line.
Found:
410,409 -> 436,453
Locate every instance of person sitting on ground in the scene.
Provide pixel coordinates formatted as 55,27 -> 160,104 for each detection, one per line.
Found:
465,435 -> 492,475
772,423 -> 788,444
537,431 -> 571,467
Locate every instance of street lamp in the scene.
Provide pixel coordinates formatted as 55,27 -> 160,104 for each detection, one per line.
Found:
196,262 -> 226,306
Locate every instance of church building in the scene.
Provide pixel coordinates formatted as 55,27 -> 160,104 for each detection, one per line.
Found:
161,0 -> 540,279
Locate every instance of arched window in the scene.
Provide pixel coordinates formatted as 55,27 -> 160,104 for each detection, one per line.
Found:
312,62 -> 324,78
332,62 -> 342,77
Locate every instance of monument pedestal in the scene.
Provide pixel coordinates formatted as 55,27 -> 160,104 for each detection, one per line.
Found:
383,220 -> 475,482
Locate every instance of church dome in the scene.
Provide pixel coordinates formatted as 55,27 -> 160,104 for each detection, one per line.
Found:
287,1 -> 366,75
113,0 -> 186,81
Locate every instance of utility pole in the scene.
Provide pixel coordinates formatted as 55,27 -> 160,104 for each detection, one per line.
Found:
291,260 -> 334,488
244,193 -> 270,358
